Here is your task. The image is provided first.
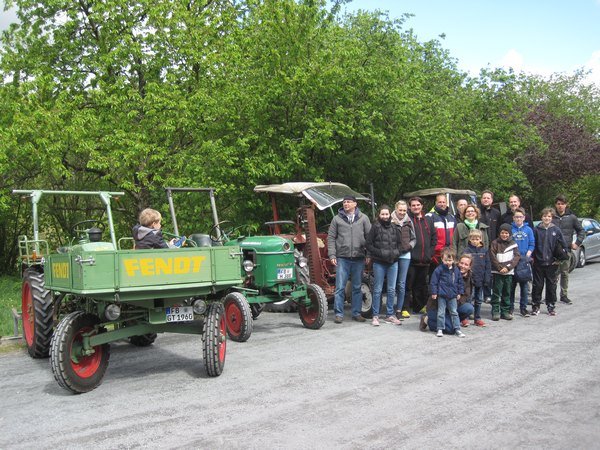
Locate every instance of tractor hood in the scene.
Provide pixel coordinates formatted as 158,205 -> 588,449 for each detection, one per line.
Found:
254,182 -> 370,210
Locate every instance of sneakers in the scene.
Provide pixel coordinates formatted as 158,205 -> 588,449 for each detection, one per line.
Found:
484,297 -> 492,304
334,316 -> 343,324
455,330 -> 466,338
385,315 -> 402,325
436,329 -> 443,337
395,310 -> 403,320
372,316 -> 380,326
474,319 -> 486,327
460,319 -> 470,327
520,309 -> 531,317
501,313 -> 514,320
548,310 -> 557,316
531,306 -> 540,316
419,315 -> 428,332
401,310 -> 411,319
352,315 -> 366,322
419,306 -> 427,314
492,312 -> 500,321
560,297 -> 573,305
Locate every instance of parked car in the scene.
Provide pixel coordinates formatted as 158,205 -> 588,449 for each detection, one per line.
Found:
575,218 -> 600,268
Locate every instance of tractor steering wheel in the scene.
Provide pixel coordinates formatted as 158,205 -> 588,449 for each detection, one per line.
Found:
210,220 -> 246,243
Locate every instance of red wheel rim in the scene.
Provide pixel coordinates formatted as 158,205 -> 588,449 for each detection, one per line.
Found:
300,294 -> 317,325
21,282 -> 34,346
218,315 -> 226,363
224,301 -> 242,336
70,326 -> 102,378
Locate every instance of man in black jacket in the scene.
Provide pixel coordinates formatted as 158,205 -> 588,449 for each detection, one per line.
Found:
479,190 -> 501,303
552,195 -> 585,304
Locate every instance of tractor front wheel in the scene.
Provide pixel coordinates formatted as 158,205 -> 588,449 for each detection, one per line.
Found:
21,269 -> 53,358
203,302 -> 226,377
50,312 -> 110,394
299,284 -> 327,330
223,292 -> 253,342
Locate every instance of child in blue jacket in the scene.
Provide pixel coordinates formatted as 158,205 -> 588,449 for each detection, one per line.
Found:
511,207 -> 535,316
430,247 -> 465,338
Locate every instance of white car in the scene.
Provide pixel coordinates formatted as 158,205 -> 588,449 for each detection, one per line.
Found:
575,218 -> 600,267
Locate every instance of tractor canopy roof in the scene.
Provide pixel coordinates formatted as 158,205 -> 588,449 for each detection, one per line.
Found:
404,188 -> 477,197
254,182 -> 370,210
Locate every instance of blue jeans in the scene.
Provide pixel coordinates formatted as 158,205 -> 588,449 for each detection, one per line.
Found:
428,302 -> 473,332
395,257 -> 411,312
472,286 -> 484,319
372,260 -> 398,316
436,296 -> 460,332
333,257 -> 366,318
510,279 -> 529,312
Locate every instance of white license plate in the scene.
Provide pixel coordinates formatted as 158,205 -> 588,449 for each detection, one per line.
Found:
165,306 -> 194,322
276,268 -> 293,280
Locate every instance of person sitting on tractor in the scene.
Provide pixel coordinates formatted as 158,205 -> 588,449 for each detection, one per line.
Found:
133,208 -> 176,249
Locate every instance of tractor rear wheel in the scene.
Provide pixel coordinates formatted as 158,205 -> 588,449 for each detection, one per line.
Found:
223,292 -> 253,342
299,284 -> 327,329
203,302 -> 226,377
50,312 -> 110,394
250,303 -> 264,319
21,269 -> 54,358
129,333 -> 157,347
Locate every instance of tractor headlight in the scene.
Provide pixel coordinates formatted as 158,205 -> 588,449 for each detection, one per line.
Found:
242,259 -> 255,273
104,304 -> 121,321
298,256 -> 308,268
193,299 -> 207,315
283,242 -> 291,251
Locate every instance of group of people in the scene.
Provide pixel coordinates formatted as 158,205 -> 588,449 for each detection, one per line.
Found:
327,192 -> 585,338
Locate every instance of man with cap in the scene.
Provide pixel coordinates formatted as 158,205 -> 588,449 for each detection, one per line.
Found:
327,195 -> 371,323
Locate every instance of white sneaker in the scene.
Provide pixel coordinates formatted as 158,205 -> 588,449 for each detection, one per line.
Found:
436,329 -> 443,337
456,330 -> 466,338
372,316 -> 380,326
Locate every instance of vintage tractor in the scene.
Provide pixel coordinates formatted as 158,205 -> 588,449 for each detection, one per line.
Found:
253,182 -> 374,315
15,189 -> 245,394
165,187 -> 327,343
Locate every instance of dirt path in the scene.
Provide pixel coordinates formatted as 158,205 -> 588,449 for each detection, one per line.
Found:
1,263 -> 599,449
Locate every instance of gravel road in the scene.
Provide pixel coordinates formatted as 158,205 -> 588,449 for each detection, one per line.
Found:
1,263 -> 599,449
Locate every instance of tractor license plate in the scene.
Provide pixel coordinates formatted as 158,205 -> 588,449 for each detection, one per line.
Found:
165,306 -> 194,322
276,268 -> 293,280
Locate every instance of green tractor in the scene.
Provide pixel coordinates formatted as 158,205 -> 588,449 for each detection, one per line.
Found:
15,189 -> 245,394
165,188 -> 328,343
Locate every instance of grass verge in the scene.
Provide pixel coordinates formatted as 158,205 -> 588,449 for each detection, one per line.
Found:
0,275 -> 22,338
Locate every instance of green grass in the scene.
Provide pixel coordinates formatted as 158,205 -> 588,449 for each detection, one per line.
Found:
0,275 -> 22,338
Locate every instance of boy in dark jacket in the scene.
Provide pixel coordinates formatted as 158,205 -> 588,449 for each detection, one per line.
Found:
462,229 -> 491,326
489,223 -> 520,321
133,208 -> 175,249
429,247 -> 465,338
532,207 -> 569,316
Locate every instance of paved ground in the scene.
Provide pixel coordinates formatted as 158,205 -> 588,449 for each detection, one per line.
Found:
1,263 -> 599,449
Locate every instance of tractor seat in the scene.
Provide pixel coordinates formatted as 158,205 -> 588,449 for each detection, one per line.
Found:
188,234 -> 214,247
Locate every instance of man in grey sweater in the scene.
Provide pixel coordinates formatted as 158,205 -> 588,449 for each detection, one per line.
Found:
328,195 -> 371,323
552,195 -> 585,304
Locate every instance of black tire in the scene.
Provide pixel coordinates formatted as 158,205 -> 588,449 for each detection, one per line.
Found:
203,302 -> 226,377
50,312 -> 110,394
576,248 -> 586,268
250,303 -> 264,319
299,284 -> 327,329
263,298 -> 298,313
346,281 -> 373,318
223,292 -> 253,342
129,333 -> 157,347
21,269 -> 54,358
